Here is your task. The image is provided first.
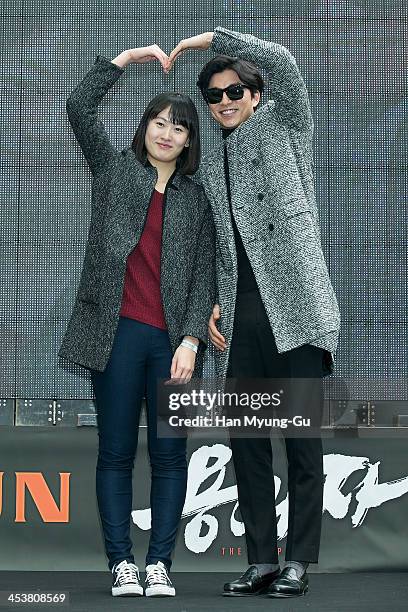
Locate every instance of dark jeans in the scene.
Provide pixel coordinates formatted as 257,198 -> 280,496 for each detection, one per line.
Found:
227,289 -> 325,564
90,317 -> 187,572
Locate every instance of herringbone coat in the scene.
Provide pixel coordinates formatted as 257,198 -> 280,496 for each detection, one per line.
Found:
58,55 -> 215,372
200,28 -> 341,378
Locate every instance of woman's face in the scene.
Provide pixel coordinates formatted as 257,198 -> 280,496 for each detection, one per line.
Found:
145,106 -> 189,166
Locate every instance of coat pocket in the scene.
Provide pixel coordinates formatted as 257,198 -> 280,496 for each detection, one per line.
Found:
279,196 -> 313,218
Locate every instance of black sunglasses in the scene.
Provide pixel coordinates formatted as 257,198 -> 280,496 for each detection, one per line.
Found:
204,83 -> 247,104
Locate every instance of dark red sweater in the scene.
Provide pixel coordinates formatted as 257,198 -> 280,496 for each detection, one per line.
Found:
119,189 -> 167,329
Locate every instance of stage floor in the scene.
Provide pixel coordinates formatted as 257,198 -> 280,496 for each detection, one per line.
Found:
0,572 -> 407,611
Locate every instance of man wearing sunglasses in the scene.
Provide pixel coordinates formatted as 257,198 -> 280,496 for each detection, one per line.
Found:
166,28 -> 340,598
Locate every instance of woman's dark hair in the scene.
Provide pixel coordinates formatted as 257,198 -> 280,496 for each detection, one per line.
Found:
131,92 -> 200,175
197,55 -> 264,108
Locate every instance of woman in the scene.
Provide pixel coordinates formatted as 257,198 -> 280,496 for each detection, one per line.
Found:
58,45 -> 215,598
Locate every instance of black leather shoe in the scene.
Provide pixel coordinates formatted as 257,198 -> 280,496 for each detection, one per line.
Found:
267,567 -> 309,598
223,566 -> 280,596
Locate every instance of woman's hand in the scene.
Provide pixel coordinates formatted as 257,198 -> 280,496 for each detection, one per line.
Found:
165,32 -> 214,73
208,304 -> 226,351
112,45 -> 169,70
170,344 -> 197,383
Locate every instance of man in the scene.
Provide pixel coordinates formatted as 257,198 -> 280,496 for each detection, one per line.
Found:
166,28 -> 340,598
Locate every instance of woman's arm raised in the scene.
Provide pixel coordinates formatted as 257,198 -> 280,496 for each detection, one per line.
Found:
112,45 -> 168,69
66,46 -> 168,176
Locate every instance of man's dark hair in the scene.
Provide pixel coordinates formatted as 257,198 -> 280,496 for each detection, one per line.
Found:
131,92 -> 201,175
197,55 -> 264,106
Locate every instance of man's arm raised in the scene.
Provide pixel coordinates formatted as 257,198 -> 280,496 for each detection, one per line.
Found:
211,27 -> 313,131
167,28 -> 312,131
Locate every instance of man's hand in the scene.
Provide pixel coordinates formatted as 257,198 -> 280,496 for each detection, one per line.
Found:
208,304 -> 226,351
165,33 -> 214,73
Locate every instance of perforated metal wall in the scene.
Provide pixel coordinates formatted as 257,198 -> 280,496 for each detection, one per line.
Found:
1,1 -> 406,401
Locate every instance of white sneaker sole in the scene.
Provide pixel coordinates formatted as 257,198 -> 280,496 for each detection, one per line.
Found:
112,584 -> 144,597
145,585 -> 176,597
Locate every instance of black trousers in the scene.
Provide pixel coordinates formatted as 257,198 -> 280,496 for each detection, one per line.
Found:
226,289 -> 325,564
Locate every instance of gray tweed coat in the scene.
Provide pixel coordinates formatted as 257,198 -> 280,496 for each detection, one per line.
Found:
58,55 -> 215,373
200,27 -> 341,378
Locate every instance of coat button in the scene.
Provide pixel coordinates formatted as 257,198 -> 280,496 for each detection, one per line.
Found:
269,222 -> 274,231
252,158 -> 260,166
257,193 -> 264,201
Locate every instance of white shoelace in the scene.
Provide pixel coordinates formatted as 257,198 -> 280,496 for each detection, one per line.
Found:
146,562 -> 169,586
114,561 -> 140,585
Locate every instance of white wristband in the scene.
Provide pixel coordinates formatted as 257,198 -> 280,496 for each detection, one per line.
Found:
181,339 -> 198,354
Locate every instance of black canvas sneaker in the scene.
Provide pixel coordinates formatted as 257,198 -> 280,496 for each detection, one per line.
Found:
111,560 -> 143,597
145,561 -> 176,597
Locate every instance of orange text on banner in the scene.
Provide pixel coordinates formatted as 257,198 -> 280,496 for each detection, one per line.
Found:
13,472 -> 71,522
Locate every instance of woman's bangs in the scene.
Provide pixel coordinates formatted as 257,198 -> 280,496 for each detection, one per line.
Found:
167,99 -> 193,130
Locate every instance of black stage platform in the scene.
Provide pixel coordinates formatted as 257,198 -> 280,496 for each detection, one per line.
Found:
0,572 -> 407,612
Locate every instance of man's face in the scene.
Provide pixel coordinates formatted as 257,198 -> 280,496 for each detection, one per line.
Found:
207,69 -> 260,129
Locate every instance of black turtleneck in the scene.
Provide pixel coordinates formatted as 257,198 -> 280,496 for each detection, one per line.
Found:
222,128 -> 258,293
